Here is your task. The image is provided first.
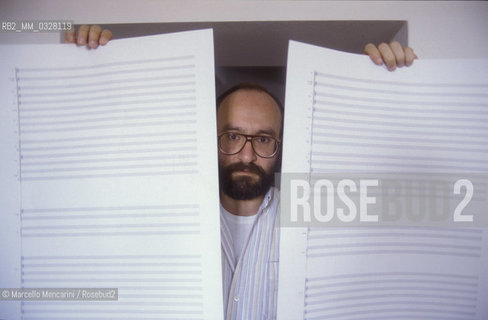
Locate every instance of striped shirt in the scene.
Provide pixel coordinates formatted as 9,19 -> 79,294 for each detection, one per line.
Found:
220,187 -> 281,320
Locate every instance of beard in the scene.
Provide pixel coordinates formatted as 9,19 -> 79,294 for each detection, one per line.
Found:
219,161 -> 274,200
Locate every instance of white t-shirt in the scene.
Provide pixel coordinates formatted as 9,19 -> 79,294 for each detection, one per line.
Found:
221,207 -> 258,262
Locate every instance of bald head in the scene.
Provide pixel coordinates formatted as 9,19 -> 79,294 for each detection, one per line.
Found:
217,87 -> 283,139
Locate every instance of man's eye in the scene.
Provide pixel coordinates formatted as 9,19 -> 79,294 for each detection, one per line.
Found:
256,136 -> 271,144
227,133 -> 240,140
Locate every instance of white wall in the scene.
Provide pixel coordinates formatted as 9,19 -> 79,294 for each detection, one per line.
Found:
1,0 -> 487,59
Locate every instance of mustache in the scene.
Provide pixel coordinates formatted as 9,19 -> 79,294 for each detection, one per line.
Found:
225,162 -> 266,176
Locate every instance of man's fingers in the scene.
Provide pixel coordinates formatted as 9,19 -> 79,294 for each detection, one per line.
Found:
64,29 -> 75,43
99,29 -> 113,45
88,25 -> 102,49
364,43 -> 383,66
76,25 -> 90,46
389,41 -> 405,68
405,47 -> 418,67
378,42 -> 397,71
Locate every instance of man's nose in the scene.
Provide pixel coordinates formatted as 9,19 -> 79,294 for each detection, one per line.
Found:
238,139 -> 257,163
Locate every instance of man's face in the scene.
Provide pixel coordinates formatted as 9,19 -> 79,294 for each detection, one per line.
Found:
217,89 -> 282,200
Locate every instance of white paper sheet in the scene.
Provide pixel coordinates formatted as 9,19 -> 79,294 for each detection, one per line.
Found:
0,29 -> 223,320
278,41 -> 488,320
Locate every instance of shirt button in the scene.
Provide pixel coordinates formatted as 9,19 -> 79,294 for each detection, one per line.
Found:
233,296 -> 239,302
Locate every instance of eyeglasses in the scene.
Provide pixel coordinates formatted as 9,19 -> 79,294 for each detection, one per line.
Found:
218,132 -> 281,158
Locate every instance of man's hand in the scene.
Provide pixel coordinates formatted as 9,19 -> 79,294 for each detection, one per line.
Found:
364,41 -> 418,71
64,25 -> 113,49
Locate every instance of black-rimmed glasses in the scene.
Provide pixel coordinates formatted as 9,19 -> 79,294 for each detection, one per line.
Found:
218,132 -> 281,158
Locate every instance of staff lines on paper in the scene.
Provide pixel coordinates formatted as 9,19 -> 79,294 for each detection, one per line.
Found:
22,269 -> 202,275
312,151 -> 487,172
21,204 -> 197,212
21,301 -> 205,307
314,99 -> 488,118
305,308 -> 475,320
311,131 -> 488,154
21,160 -> 197,174
312,130 -> 487,147
20,149 -> 196,160
306,271 -> 478,282
304,301 -> 475,316
306,250 -> 480,258
305,296 -> 476,319
312,151 -> 488,166
305,285 -> 477,299
21,316 -> 204,319
18,85 -> 195,105
19,118 -> 197,134
23,301 -> 203,307
20,308 -> 203,316
21,254 -> 201,260
311,161 -> 488,172
22,277 -> 202,283
18,81 -> 196,98
313,105 -> 488,124
310,140 -> 488,156
22,262 -> 201,268
21,230 -> 201,237
21,275 -> 204,284
20,111 -> 196,128
307,232 -> 482,242
22,317 -> 199,320
305,293 -> 474,306
307,242 -> 481,252
18,89 -> 195,106
21,204 -> 198,214
20,137 -> 196,152
21,211 -> 199,220
308,176 -> 486,187
22,151 -> 197,167
21,311 -> 204,317
307,243 -> 481,258
20,170 -> 198,182
20,206 -> 199,220
312,113 -> 488,132
22,222 -> 200,231
17,56 -> 195,72
21,154 -> 197,167
305,298 -> 476,310
314,81 -> 488,98
18,74 -> 195,91
21,162 -> 198,175
308,226 -> 483,235
75,286 -> 202,291
20,314 -> 204,318
21,213 -> 198,221
19,97 -> 196,113
311,137 -> 488,156
20,307 -> 204,314
19,104 -> 196,121
314,92 -> 488,109
21,146 -> 197,160
17,64 -> 196,82
312,122 -> 488,141
315,71 -> 488,89
20,130 -> 197,144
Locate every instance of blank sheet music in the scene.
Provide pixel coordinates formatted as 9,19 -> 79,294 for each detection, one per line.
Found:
278,41 -> 488,320
0,29 -> 223,319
